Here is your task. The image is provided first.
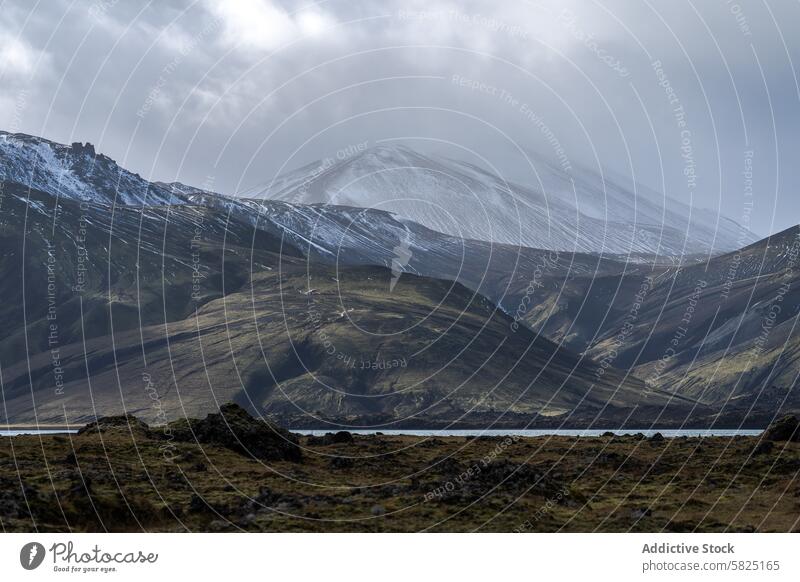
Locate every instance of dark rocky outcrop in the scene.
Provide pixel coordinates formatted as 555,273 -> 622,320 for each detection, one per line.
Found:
167,403 -> 302,462
331,431 -> 354,443
763,415 -> 800,443
307,431 -> 355,446
425,459 -> 578,506
752,440 -> 774,456
329,456 -> 355,469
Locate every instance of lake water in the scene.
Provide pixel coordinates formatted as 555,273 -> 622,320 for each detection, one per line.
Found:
295,429 -> 764,438
0,429 -> 79,437
1,428 -> 764,438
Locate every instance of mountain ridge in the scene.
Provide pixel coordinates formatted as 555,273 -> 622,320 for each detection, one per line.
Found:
0,180 -> 673,427
1,129 -> 795,427
0,130 -> 185,206
247,142 -> 757,256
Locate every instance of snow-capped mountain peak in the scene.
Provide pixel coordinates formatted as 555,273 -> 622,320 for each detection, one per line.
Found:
0,131 -> 183,206
248,143 -> 756,256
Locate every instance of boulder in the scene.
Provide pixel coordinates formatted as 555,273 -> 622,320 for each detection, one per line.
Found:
168,403 -> 302,462
307,431 -> 354,446
752,440 -> 774,456
763,415 -> 800,442
330,431 -> 354,444
329,456 -> 355,469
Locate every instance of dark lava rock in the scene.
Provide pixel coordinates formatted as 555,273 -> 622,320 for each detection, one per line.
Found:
308,431 -> 354,446
764,415 -> 800,442
329,456 -> 355,469
752,440 -> 774,456
168,403 -> 302,462
77,414 -> 152,436
601,431 -> 615,438
592,451 -> 641,470
429,455 -> 466,475
252,487 -> 281,506
649,432 -> 665,442
429,459 -> 575,505
330,431 -> 354,444
0,478 -> 32,520
189,494 -> 211,513
246,486 -> 304,513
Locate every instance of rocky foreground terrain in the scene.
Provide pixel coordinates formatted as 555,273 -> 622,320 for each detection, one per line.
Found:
1,405 -> 799,533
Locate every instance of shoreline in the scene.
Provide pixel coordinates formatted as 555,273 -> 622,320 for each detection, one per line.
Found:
2,428 -> 765,438
0,421 -> 775,432
0,424 -> 83,431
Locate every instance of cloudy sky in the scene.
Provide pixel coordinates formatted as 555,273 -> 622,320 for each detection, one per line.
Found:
1,0 -> 798,236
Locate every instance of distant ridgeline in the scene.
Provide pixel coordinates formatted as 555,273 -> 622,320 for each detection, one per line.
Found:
0,131 -> 796,428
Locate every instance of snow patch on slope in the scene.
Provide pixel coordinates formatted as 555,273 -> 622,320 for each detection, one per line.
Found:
249,144 -> 757,256
0,131 -> 184,206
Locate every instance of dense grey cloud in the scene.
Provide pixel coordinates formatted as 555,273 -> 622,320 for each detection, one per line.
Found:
1,0 -> 798,236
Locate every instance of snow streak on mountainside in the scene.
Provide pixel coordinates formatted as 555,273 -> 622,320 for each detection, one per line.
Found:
187,190 -> 445,268
0,131 -> 184,206
0,131 -> 756,259
185,192 -> 637,328
250,144 -> 756,256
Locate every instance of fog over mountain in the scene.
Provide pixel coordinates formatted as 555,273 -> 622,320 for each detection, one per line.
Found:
1,0 -> 799,238
251,143 -> 756,256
